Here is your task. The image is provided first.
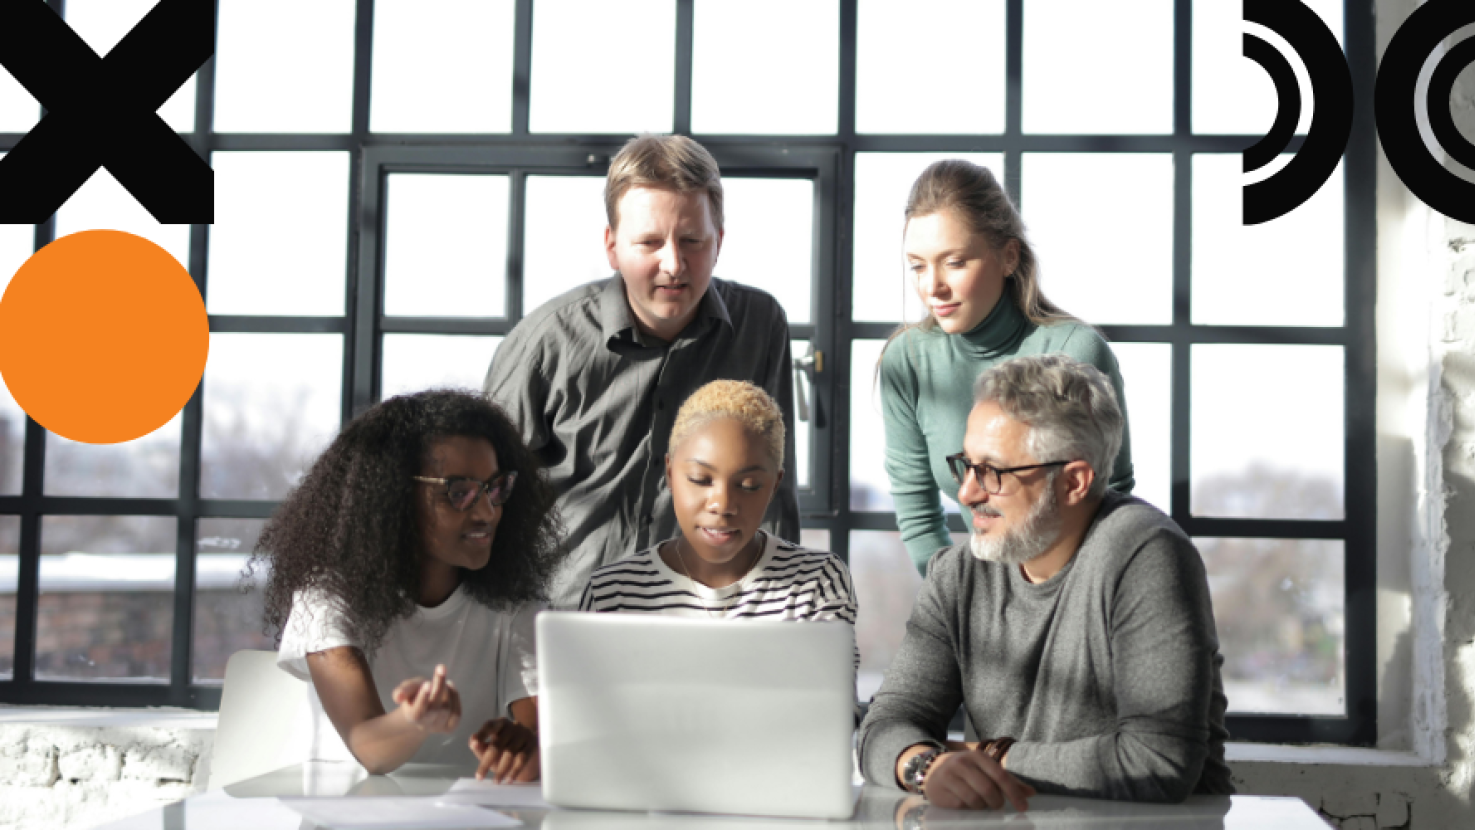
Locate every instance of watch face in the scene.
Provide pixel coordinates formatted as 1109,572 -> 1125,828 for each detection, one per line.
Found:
904,749 -> 936,793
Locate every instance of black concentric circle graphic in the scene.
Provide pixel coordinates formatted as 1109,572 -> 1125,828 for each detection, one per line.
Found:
1242,0 -> 1353,226
1375,0 -> 1475,225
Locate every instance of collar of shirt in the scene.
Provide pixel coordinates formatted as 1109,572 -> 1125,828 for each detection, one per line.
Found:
598,273 -> 735,351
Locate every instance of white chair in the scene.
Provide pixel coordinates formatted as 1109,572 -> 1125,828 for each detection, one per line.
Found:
209,649 -> 313,789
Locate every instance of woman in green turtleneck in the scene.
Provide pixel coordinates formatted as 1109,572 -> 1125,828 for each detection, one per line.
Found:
880,160 -> 1134,575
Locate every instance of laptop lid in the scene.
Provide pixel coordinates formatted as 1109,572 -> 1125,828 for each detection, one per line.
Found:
537,611 -> 856,820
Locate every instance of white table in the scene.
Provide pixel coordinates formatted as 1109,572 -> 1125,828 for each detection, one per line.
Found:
94,760 -> 1329,829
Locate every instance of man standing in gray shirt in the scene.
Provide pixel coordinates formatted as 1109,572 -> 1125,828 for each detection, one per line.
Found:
483,134 -> 799,608
858,354 -> 1231,809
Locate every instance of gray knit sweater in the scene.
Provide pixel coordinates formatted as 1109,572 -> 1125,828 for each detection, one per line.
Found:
857,491 -> 1233,802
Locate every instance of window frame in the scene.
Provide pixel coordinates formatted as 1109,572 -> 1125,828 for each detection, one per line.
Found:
0,0 -> 1377,746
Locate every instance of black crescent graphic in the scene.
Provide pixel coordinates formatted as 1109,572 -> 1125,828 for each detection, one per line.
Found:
1242,0 -> 1353,225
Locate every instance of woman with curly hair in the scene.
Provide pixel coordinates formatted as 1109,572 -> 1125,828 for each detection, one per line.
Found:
252,389 -> 563,779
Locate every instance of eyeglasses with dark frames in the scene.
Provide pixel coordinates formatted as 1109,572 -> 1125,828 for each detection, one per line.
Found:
413,471 -> 518,511
944,453 -> 1071,495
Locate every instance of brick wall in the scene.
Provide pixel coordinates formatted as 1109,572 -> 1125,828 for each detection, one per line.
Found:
0,718 -> 214,830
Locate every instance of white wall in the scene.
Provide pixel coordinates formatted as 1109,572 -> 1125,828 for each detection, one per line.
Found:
1225,3 -> 1475,826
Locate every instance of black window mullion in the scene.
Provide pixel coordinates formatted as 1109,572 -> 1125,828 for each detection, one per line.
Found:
350,152 -> 381,415
825,0 -> 857,555
167,511 -> 195,701
209,316 -> 348,334
507,171 -> 526,323
4,682 -> 174,708
511,0 -> 534,136
1341,0 -> 1379,747
11,418 -> 46,686
1169,0 -> 1193,528
168,216 -> 212,702
9,219 -> 55,690
674,0 -> 694,135
1003,0 -> 1023,203
346,0 -> 376,417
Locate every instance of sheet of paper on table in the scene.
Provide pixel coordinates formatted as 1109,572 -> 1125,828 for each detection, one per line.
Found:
278,796 -> 522,829
438,778 -> 552,809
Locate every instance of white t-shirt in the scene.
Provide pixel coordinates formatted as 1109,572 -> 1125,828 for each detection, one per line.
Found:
277,585 -> 541,767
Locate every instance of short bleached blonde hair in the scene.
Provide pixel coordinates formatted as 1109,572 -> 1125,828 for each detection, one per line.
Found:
668,380 -> 785,469
605,134 -> 724,231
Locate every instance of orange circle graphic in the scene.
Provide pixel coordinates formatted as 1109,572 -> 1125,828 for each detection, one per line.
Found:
0,230 -> 208,445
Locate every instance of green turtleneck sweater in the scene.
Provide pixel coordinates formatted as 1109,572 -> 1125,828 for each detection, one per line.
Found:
879,297 -> 1134,573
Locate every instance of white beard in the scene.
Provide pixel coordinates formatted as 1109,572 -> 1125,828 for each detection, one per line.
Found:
968,484 -> 1063,566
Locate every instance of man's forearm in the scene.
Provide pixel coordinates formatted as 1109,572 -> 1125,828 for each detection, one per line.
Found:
1003,730 -> 1207,802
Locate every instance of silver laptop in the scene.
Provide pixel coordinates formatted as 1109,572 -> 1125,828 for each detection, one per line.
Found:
536,611 -> 857,820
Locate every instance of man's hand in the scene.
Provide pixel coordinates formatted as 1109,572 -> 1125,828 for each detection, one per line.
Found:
923,750 -> 1035,811
470,718 -> 539,783
390,664 -> 461,734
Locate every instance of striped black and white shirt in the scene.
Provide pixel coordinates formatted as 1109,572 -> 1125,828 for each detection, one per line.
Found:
578,532 -> 860,677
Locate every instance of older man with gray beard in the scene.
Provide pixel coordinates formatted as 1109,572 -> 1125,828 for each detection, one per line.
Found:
857,354 -> 1232,811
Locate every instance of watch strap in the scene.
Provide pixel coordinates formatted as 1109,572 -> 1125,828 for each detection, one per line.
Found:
900,744 -> 943,794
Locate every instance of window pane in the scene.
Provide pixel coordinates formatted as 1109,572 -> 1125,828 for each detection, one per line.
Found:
719,178 -> 813,324
856,0 -> 1005,135
384,175 -> 509,318
44,414 -> 181,498
851,531 -> 920,703
1111,343 -> 1171,514
66,0 -> 196,132
1191,344 -> 1343,520
692,0 -> 838,135
1022,0 -> 1172,134
530,0 -> 673,134
214,0 -> 355,133
1023,153 -> 1173,325
799,529 -> 829,552
850,529 -> 964,702
0,69 -> 38,132
522,176 -> 610,316
1200,537 -> 1344,716
0,221 -> 30,289
209,152 -> 350,316
852,153 -> 1003,324
0,515 -> 17,678
1192,155 -> 1344,326
201,334 -> 344,500
1192,0 -> 1342,135
0,373 -> 20,496
791,340 -> 813,491
37,515 -> 175,681
370,0 -> 514,133
0,223 -> 28,496
55,171 -> 191,269
194,518 -> 272,682
381,335 -> 503,400
851,340 -> 891,511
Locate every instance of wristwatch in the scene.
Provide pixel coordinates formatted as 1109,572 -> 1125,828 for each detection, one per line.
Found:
899,746 -> 942,795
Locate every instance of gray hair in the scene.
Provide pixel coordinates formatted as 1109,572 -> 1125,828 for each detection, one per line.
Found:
972,354 -> 1123,498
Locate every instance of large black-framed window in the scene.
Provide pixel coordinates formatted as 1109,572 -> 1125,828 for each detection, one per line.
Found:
0,0 -> 1375,745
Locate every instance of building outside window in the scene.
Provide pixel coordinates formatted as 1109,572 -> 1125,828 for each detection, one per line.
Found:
0,0 -> 1373,745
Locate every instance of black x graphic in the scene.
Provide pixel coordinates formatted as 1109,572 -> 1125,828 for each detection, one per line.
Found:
0,0 -> 214,223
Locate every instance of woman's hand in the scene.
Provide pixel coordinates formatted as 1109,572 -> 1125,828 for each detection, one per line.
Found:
469,718 -> 539,783
391,664 -> 462,734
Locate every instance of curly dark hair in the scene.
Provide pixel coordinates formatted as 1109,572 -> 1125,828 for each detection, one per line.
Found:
249,388 -> 564,655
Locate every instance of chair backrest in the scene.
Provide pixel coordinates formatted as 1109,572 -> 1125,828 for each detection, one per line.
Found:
209,649 -> 313,789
